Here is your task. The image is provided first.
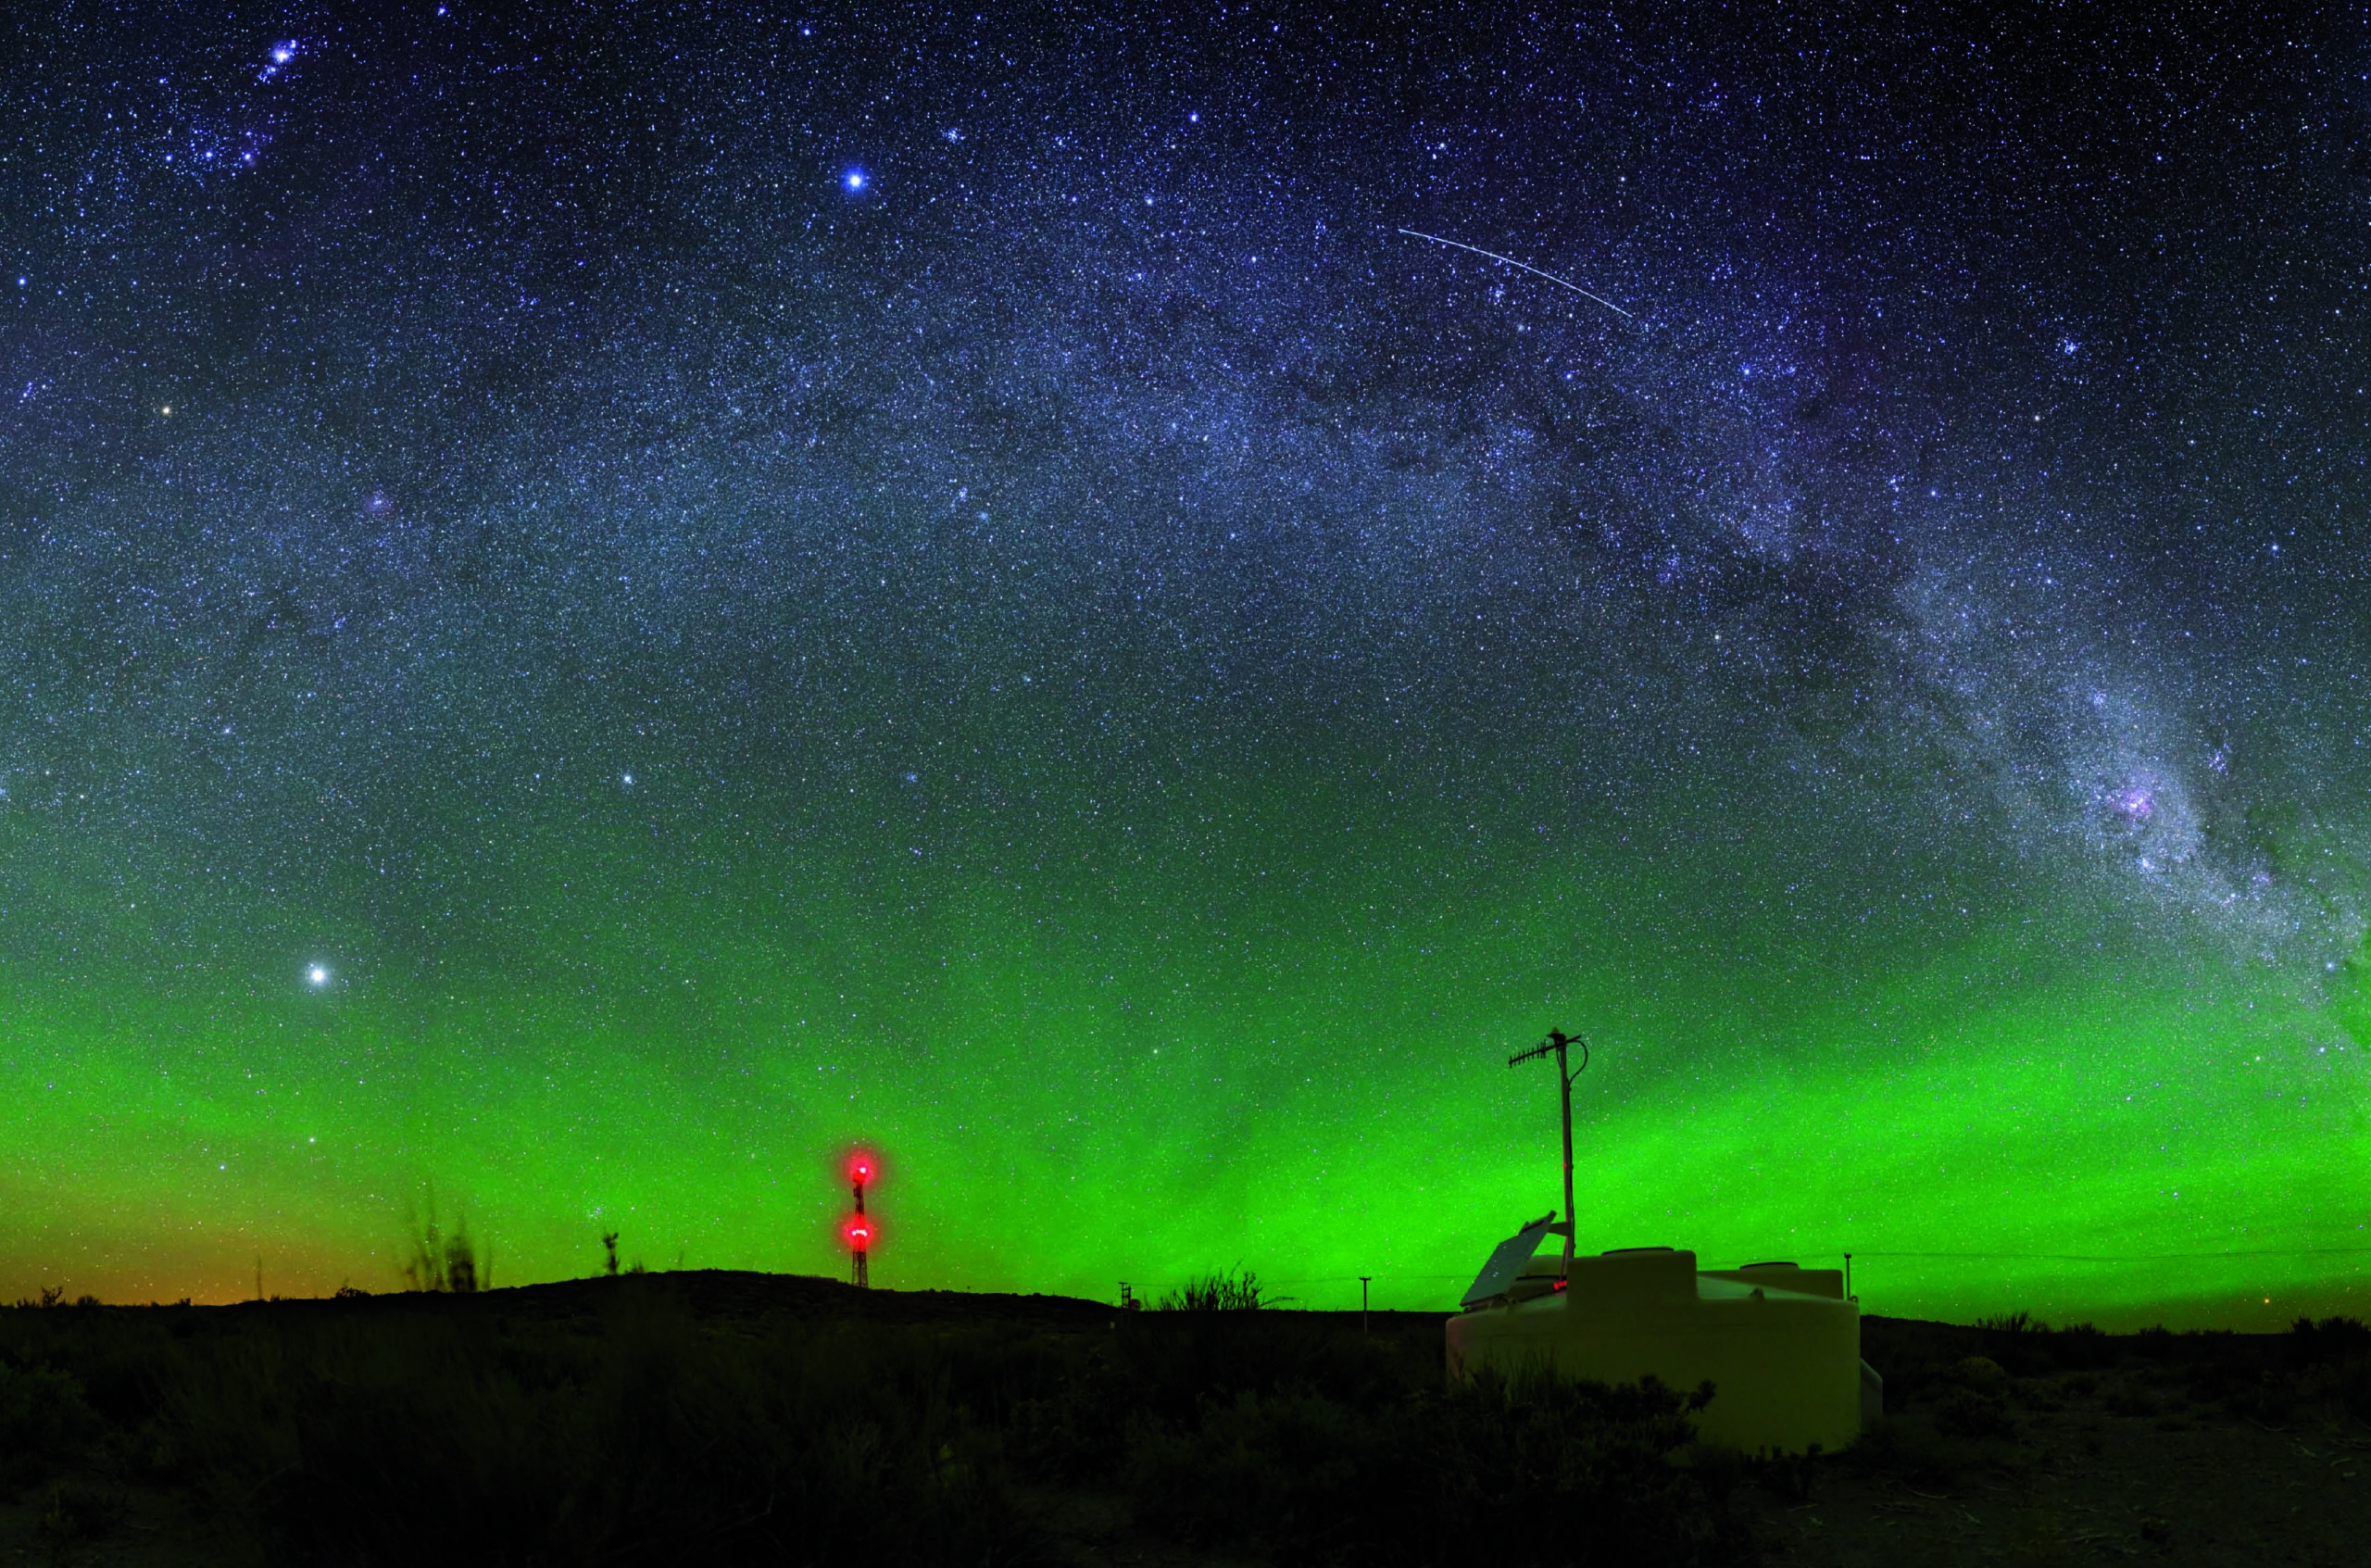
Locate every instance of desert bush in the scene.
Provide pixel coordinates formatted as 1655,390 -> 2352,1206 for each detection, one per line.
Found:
27,1286 -> 2298,1565
0,1361 -> 101,1460
1932,1386 -> 2020,1439
1014,1302 -> 1430,1479
1011,1308 -> 1412,1483
1123,1384 -> 1408,1554
1157,1268 -> 1272,1311
1975,1311 -> 2043,1335
1950,1356 -> 2009,1394
2101,1377 -> 2161,1419
2212,1319 -> 2371,1424
2286,1315 -> 2371,1365
399,1204 -> 490,1294
1002,1307 -> 1743,1563
1123,1365 -> 1742,1566
1843,1416 -> 1997,1488
163,1294 -> 1044,1566
37,1479 -> 122,1548
1430,1369 -> 1742,1565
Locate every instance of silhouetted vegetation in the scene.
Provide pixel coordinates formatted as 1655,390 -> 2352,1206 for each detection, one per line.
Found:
2,1287 -> 2365,1566
1013,1300 -> 1740,1563
1863,1311 -> 2371,1426
1840,1311 -> 2371,1489
0,1273 -> 1750,1565
1155,1266 -> 1273,1311
399,1199 -> 489,1294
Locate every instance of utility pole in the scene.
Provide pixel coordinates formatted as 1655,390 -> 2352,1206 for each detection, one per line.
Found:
1360,1275 -> 1373,1336
1509,1028 -> 1588,1267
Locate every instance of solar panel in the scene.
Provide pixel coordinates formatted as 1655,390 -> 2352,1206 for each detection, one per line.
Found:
1459,1213 -> 1558,1310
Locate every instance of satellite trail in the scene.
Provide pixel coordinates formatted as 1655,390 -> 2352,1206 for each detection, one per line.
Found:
1397,228 -> 1637,320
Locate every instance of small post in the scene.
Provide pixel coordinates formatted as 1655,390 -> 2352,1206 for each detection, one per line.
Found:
1844,1251 -> 1853,1302
1360,1275 -> 1373,1336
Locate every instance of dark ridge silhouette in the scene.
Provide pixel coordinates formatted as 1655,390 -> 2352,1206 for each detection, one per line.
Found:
2,1280 -> 2368,1563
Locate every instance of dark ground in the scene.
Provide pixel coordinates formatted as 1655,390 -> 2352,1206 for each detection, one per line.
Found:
2,1273 -> 2366,1565
1760,1315 -> 2371,1568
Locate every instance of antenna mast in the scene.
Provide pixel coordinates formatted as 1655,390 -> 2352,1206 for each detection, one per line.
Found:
845,1151 -> 877,1288
851,1170 -> 870,1288
1509,1028 -> 1588,1265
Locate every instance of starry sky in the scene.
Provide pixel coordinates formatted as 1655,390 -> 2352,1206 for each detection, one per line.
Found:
4,4 -> 2367,1324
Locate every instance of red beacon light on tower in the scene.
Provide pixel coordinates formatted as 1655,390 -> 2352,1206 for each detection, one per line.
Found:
844,1146 -> 880,1288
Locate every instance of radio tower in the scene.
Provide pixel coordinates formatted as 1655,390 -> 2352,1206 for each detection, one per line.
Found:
845,1150 -> 876,1287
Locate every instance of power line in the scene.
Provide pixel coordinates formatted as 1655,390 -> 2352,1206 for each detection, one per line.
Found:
1814,1248 -> 2371,1264
1110,1243 -> 2371,1299
1123,1245 -> 2371,1294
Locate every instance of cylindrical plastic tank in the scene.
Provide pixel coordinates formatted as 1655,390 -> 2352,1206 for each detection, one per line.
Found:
1446,1248 -> 1863,1455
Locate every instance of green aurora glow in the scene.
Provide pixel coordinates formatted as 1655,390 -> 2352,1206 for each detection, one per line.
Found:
6,738 -> 2366,1324
6,7 -> 2369,1327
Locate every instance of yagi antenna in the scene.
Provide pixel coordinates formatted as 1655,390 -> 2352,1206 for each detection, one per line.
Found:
1510,1028 -> 1589,1266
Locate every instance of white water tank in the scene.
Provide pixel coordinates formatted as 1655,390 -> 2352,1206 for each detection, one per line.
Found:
1447,1241 -> 1866,1455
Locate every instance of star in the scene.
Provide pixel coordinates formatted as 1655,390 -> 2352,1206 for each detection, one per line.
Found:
4,1 -> 2362,1326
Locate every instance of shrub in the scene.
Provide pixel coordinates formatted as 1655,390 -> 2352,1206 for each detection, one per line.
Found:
2101,1378 -> 2161,1419
37,1480 -> 121,1547
2287,1316 -> 2371,1364
1124,1365 -> 1743,1566
1843,1417 -> 1995,1488
1975,1311 -> 2044,1334
1951,1356 -> 2009,1394
399,1204 -> 490,1294
1157,1269 -> 1272,1311
162,1298 -> 1046,1566
0,1359 -> 104,1499
1932,1386 -> 2019,1439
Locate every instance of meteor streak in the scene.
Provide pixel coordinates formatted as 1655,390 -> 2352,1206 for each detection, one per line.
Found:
1396,228 -> 1637,320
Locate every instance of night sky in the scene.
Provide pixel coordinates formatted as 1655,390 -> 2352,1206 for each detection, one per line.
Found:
5,4 -> 2367,1324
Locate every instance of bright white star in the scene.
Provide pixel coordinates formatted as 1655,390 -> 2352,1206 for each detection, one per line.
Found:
307,965 -> 330,987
